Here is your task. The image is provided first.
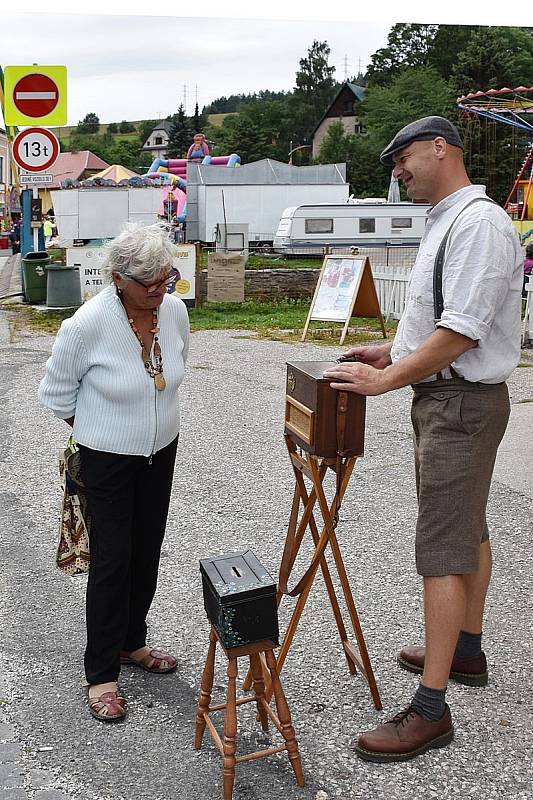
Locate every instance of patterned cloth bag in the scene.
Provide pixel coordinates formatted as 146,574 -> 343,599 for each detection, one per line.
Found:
57,436 -> 90,575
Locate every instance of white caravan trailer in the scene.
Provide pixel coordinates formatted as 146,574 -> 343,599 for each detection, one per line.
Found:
273,201 -> 430,254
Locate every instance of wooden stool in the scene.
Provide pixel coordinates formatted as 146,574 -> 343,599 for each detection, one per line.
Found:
195,627 -> 304,800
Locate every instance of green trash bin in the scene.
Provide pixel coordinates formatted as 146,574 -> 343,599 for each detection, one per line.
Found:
21,251 -> 50,303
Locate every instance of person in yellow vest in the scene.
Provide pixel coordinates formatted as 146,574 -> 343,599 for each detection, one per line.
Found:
43,216 -> 54,245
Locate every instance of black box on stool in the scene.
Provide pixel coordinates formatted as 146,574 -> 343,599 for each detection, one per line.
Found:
200,550 -> 279,649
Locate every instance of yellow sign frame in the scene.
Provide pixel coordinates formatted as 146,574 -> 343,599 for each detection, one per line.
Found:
4,65 -> 67,126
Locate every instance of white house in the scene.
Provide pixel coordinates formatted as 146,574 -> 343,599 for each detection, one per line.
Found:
141,120 -> 173,160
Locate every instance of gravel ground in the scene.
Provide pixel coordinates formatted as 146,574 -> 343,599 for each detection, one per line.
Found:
0,315 -> 532,800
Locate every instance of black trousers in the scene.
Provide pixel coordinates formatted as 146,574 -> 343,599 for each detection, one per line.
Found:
79,436 -> 179,685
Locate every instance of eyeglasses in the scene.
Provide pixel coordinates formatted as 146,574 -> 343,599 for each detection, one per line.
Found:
126,268 -> 180,294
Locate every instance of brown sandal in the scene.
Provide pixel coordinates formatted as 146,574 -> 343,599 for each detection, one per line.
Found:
87,688 -> 127,722
120,647 -> 177,674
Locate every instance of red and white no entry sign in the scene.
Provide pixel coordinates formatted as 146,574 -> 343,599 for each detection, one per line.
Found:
12,127 -> 60,172
13,73 -> 60,118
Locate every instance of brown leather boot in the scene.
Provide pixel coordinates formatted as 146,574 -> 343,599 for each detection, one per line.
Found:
356,705 -> 453,763
398,645 -> 488,686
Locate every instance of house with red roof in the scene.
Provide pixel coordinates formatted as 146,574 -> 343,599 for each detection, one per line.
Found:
48,150 -> 110,189
41,150 -> 110,214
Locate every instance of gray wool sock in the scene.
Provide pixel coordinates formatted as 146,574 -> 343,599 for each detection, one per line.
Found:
411,683 -> 447,721
455,630 -> 482,659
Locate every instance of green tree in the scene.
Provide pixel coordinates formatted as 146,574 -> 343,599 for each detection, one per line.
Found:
366,23 -> 481,88
118,120 -> 135,133
192,102 -> 208,133
214,112 -> 270,163
77,112 -> 100,134
360,66 -> 456,149
315,121 -> 352,164
452,26 -> 533,92
107,139 -> 151,172
107,122 -> 118,134
290,40 -> 339,148
367,25 -> 438,85
315,121 -> 389,197
166,105 -> 193,158
68,133 -> 112,165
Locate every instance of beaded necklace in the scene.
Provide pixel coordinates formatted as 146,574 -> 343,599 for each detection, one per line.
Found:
126,307 -> 166,391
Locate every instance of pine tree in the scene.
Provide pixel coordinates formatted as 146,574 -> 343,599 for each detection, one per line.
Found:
192,102 -> 208,133
166,105 -> 193,158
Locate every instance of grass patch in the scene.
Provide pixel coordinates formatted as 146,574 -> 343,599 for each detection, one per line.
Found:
189,299 -> 395,343
10,299 -> 395,345
9,307 -> 74,337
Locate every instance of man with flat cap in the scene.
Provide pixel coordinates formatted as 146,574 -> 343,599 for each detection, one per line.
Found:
324,116 -> 522,762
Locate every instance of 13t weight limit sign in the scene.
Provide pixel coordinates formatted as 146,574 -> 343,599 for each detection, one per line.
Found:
12,128 -> 60,173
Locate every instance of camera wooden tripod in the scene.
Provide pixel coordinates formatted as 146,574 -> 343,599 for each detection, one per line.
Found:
245,362 -> 382,710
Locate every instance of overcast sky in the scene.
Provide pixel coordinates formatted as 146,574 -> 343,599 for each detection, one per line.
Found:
1,13 -> 392,125
1,3 -> 528,127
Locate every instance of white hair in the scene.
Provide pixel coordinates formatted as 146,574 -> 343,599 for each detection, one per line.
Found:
101,222 -> 177,284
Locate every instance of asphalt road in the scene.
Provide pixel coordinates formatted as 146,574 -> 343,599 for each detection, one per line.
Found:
0,309 -> 532,800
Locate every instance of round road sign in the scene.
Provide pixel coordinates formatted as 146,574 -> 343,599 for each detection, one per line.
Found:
12,73 -> 60,118
12,128 -> 60,172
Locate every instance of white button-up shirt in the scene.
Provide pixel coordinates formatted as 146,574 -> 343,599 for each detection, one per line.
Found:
391,184 -> 523,383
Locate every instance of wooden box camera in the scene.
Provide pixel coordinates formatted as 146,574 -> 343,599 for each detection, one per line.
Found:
285,361 -> 366,458
200,550 -> 279,649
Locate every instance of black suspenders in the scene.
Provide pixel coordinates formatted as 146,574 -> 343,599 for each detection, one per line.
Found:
433,196 -> 496,324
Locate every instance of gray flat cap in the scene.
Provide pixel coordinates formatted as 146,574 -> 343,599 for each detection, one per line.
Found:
380,116 -> 464,167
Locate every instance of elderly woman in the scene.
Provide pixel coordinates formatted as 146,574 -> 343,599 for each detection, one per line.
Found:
38,223 -> 189,722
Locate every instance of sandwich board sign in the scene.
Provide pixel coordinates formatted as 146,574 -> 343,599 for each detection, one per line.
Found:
4,65 -> 67,126
301,255 -> 386,344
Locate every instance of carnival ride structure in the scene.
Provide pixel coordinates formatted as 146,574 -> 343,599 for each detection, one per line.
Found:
144,133 -> 241,224
457,86 -> 533,244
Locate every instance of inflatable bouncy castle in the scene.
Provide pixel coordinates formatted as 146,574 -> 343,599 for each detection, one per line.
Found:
144,134 -> 241,223
187,133 -> 210,161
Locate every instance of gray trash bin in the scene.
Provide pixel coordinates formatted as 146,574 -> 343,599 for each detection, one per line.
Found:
46,265 -> 82,308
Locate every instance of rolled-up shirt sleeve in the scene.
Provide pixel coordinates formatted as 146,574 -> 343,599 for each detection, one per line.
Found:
437,217 -> 517,343
38,317 -> 88,419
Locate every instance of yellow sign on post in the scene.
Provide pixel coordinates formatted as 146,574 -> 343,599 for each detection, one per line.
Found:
4,65 -> 67,126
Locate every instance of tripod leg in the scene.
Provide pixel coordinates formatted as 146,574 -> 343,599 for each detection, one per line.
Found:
329,529 -> 383,710
294,464 -> 357,675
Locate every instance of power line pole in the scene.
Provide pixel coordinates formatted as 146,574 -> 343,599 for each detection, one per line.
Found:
182,84 -> 187,115
343,55 -> 348,82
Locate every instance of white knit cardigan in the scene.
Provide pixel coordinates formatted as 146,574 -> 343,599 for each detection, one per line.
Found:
38,284 -> 190,456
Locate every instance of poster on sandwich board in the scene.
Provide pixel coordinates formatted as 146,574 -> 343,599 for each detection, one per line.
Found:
301,255 -> 386,344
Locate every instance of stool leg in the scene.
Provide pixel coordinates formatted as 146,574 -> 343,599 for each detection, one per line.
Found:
265,649 -> 304,787
223,656 -> 238,800
195,627 -> 217,750
250,653 -> 269,732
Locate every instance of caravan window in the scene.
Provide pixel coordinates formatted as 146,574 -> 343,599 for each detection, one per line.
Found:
305,218 -> 333,234
359,218 -> 375,233
391,217 -> 413,228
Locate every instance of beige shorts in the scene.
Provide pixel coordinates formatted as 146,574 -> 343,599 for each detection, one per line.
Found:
411,378 -> 510,576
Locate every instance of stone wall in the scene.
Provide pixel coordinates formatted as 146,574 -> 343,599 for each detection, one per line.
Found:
201,268 -> 320,301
